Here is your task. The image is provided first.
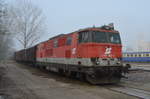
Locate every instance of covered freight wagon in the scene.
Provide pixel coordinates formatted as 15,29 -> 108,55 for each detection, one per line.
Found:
15,46 -> 37,63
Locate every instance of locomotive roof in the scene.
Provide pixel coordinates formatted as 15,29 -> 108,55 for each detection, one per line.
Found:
48,24 -> 118,40
49,34 -> 66,40
43,24 -> 119,44
76,27 -> 118,33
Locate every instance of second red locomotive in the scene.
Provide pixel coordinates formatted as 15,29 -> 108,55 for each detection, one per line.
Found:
15,24 -> 129,84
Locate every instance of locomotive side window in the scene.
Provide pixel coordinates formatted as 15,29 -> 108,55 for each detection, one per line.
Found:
79,31 -> 107,43
78,31 -> 92,43
58,37 -> 66,47
66,36 -> 72,45
54,40 -> 58,48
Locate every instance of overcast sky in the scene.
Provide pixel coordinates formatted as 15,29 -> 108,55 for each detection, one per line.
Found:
8,0 -> 150,50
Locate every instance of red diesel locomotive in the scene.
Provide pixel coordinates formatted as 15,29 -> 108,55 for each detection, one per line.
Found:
15,24 -> 129,84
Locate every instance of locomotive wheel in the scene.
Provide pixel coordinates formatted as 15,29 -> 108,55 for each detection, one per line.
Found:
64,71 -> 74,78
86,74 -> 121,84
77,72 -> 85,81
64,71 -> 77,78
86,74 -> 99,84
64,71 -> 70,77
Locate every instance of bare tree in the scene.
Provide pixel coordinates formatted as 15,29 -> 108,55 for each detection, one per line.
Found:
8,0 -> 46,49
0,0 -> 14,60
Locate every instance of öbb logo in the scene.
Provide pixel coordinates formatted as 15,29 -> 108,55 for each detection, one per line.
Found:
105,47 -> 112,55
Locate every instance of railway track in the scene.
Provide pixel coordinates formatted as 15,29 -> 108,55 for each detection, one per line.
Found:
107,67 -> 150,99
109,85 -> 150,99
129,67 -> 150,72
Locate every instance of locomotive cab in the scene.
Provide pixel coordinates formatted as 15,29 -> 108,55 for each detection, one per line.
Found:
75,25 -> 128,84
77,26 -> 122,67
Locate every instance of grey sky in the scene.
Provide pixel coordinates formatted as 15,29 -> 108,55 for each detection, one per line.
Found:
8,0 -> 150,49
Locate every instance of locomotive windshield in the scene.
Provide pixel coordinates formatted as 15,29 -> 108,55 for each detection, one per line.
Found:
92,31 -> 108,43
78,31 -> 121,44
108,33 -> 121,44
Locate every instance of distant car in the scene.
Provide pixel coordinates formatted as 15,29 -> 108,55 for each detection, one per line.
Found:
123,52 -> 150,62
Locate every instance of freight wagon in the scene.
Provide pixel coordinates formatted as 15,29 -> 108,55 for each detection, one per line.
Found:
15,46 -> 37,63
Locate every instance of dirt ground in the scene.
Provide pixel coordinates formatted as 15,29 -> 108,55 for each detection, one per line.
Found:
0,61 -> 139,99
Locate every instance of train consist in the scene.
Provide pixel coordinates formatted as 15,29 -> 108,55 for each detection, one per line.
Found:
123,52 -> 150,62
15,24 -> 129,84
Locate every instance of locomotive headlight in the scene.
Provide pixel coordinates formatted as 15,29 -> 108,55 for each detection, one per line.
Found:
117,61 -> 121,64
116,60 -> 122,65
